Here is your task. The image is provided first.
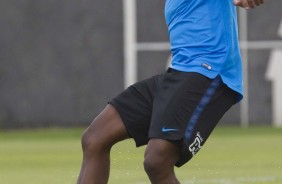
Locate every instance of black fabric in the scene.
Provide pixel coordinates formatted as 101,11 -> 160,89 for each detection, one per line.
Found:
175,80 -> 237,167
109,69 -> 237,167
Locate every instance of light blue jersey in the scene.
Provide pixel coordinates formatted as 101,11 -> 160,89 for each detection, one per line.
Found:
165,0 -> 243,101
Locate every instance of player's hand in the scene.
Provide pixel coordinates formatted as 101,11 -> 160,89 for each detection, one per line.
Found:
233,0 -> 264,9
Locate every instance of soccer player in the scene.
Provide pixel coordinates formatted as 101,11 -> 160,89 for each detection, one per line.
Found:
77,0 -> 265,183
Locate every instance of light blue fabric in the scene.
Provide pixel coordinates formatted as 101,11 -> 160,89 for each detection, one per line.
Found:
165,0 -> 243,101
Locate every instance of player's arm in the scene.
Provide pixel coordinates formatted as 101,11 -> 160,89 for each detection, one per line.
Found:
233,0 -> 264,9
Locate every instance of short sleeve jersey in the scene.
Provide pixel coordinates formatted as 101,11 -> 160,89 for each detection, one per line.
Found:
165,0 -> 243,100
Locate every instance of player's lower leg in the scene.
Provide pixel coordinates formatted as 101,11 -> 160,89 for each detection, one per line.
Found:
77,141 -> 111,184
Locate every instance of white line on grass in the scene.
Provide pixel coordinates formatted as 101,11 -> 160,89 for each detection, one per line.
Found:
182,176 -> 280,184
135,176 -> 282,184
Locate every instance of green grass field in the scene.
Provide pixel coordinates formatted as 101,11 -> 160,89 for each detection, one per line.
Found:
0,127 -> 282,184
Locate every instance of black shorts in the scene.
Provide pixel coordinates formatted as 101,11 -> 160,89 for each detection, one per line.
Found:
110,68 -> 237,167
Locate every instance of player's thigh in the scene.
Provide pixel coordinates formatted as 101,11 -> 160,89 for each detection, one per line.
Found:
83,104 -> 129,147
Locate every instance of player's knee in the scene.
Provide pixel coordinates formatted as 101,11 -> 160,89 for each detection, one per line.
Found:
143,154 -> 165,175
81,128 -> 110,156
81,129 -> 96,154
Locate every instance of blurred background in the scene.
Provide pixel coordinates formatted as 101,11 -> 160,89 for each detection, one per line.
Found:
0,0 -> 282,129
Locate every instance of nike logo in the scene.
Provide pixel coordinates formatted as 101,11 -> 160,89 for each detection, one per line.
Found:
162,127 -> 179,133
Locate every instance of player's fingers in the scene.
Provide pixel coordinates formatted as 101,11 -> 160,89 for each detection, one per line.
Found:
254,0 -> 260,6
233,0 -> 243,7
233,0 -> 244,8
246,0 -> 255,8
233,0 -> 252,9
254,0 -> 264,6
234,0 -> 264,9
253,0 -> 260,6
233,0 -> 241,5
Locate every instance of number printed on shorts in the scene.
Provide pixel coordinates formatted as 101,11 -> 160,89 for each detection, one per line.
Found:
189,132 -> 203,156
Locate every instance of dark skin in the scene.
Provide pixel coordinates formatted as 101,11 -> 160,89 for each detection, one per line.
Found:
77,105 -> 181,184
77,1 -> 265,183
234,0 -> 264,9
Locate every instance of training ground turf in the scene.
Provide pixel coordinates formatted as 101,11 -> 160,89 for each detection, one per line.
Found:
0,127 -> 282,184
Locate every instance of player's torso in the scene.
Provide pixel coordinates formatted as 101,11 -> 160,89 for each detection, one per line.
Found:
165,0 -> 234,58
165,0 -> 243,98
